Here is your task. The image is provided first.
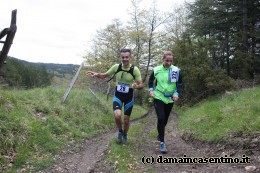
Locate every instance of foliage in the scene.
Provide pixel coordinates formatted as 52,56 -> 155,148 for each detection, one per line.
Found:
187,0 -> 260,79
2,58 -> 52,88
40,63 -> 77,78
82,0 -> 260,106
1,57 -> 80,89
173,37 -> 235,105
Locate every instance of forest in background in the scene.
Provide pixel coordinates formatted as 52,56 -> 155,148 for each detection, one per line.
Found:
84,0 -> 259,105
0,57 -> 79,89
0,0 -> 259,107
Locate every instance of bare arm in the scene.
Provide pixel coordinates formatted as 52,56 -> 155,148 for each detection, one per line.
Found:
86,71 -> 109,79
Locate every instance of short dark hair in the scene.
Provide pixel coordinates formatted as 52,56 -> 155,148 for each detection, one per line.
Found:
120,48 -> 131,54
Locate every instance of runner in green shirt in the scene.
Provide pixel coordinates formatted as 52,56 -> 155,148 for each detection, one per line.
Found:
148,51 -> 182,153
86,48 -> 143,144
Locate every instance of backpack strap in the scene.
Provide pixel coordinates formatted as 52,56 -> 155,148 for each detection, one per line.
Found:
106,63 -> 122,82
121,64 -> 135,79
106,64 -> 135,82
128,64 -> 135,79
116,63 -> 123,74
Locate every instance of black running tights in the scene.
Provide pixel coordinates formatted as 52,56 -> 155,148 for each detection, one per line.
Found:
154,99 -> 173,142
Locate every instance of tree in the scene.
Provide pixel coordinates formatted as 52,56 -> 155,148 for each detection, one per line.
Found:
84,19 -> 129,94
173,34 -> 235,105
2,58 -> 51,88
187,0 -> 260,80
127,0 -> 147,66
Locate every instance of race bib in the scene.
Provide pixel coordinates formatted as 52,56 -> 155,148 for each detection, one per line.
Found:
117,83 -> 130,93
169,68 -> 177,82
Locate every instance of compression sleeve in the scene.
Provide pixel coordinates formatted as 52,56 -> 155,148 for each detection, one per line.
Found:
174,70 -> 183,95
148,71 -> 155,90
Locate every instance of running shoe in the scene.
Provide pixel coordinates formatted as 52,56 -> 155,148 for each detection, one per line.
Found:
117,131 -> 123,144
123,135 -> 128,144
160,142 -> 167,154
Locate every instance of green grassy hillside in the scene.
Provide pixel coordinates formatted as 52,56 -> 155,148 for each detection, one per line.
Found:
178,86 -> 260,143
0,87 -> 147,172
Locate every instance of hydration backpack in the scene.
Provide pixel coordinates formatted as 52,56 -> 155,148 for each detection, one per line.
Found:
107,63 -> 135,82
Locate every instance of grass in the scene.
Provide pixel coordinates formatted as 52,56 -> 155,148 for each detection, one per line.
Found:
0,87 -> 148,172
107,119 -> 154,173
178,86 -> 260,142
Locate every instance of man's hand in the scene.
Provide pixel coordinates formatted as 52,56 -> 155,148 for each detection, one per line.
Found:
132,82 -> 138,89
132,80 -> 143,89
86,71 -> 109,79
86,71 -> 98,78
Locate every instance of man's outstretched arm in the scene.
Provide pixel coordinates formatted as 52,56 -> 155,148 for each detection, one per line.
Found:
86,71 -> 109,79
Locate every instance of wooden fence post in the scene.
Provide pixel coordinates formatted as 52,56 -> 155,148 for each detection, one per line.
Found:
0,9 -> 17,69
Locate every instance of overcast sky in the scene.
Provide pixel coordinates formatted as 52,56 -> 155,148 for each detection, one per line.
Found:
1,0 -> 188,65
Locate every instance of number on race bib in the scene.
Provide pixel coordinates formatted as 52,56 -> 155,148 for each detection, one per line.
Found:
117,83 -> 130,93
169,68 -> 177,82
120,86 -> 126,92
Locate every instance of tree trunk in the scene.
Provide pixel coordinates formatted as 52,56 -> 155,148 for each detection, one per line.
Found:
225,31 -> 230,76
242,0 -> 249,53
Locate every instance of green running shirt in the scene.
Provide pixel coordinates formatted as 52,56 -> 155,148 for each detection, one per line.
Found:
153,64 -> 180,104
106,64 -> 142,88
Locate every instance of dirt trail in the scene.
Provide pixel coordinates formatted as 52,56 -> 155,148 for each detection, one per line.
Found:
139,112 -> 259,173
39,109 -> 259,173
38,109 -> 153,173
38,129 -> 115,173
